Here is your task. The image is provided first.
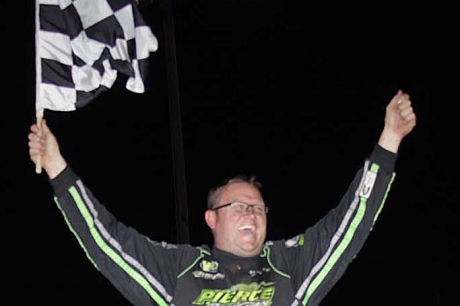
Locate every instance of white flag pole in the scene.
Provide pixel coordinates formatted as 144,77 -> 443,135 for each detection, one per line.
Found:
35,0 -> 43,174
35,111 -> 44,174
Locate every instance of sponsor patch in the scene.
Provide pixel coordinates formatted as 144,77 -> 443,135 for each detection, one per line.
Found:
360,170 -> 377,199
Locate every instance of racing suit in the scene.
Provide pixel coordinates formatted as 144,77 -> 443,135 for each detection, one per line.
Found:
50,144 -> 397,306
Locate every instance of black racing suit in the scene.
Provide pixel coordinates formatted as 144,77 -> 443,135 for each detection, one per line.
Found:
50,144 -> 397,306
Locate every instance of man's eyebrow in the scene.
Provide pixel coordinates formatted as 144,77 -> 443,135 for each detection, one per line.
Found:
233,200 -> 266,205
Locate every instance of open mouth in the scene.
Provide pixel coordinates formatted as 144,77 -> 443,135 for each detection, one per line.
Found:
238,225 -> 255,234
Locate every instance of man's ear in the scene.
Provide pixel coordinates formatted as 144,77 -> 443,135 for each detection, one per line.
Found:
205,209 -> 216,230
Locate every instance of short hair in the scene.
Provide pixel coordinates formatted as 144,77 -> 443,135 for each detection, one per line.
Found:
207,175 -> 262,209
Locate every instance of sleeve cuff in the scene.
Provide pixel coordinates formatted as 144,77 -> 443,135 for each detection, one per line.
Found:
49,165 -> 80,197
370,144 -> 398,174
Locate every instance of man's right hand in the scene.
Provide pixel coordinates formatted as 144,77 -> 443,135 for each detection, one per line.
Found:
28,119 -> 67,179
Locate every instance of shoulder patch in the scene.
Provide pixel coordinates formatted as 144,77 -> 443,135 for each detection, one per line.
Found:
285,234 -> 304,248
360,170 -> 377,199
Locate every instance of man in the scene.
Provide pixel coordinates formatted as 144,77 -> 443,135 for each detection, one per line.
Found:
28,89 -> 416,305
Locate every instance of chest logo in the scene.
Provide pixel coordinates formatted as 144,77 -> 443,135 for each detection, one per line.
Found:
201,260 -> 219,273
193,282 -> 275,305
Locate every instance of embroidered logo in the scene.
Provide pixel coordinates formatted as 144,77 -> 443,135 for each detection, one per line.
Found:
360,170 -> 377,199
200,260 -> 219,273
285,234 -> 304,248
193,270 -> 225,280
249,267 -> 271,277
193,282 -> 275,305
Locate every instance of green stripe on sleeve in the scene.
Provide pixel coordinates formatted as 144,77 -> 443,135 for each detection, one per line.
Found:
302,197 -> 367,305
54,196 -> 99,270
57,186 -> 169,306
373,172 -> 396,225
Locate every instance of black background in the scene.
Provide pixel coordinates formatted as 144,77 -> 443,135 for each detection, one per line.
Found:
2,1 -> 456,305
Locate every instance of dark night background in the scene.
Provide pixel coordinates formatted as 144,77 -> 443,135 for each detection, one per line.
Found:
2,1 -> 456,305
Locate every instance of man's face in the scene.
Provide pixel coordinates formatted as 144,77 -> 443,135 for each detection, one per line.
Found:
205,182 -> 267,257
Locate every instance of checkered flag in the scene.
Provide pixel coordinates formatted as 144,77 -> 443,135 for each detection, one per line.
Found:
34,0 -> 158,173
35,0 -> 158,115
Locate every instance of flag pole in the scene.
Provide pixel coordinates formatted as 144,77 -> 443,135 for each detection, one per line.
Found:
35,0 -> 43,174
35,110 -> 44,174
158,0 -> 190,244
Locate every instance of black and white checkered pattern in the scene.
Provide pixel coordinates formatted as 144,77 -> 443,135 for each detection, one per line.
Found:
35,0 -> 158,114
